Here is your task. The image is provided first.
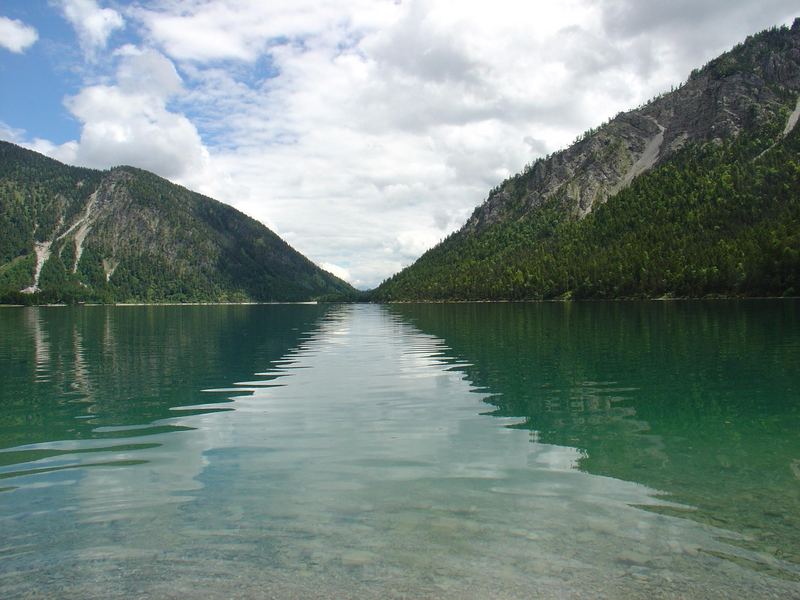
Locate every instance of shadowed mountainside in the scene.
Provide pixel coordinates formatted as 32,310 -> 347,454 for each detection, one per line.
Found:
0,143 -> 355,304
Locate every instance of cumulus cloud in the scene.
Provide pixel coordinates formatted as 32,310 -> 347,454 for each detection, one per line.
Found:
27,137 -> 79,165
0,16 -> 38,53
56,0 -> 124,57
39,48 -> 209,180
115,45 -> 183,97
66,85 -> 208,178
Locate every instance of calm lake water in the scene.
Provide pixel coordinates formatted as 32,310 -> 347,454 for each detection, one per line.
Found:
0,301 -> 798,599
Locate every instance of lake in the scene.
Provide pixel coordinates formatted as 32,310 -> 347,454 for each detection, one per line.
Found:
0,301 -> 798,598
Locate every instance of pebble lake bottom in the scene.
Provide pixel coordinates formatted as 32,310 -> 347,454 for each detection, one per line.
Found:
0,301 -> 798,599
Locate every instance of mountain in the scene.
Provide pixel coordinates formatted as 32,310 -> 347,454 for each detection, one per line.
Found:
0,142 -> 355,304
373,20 -> 800,301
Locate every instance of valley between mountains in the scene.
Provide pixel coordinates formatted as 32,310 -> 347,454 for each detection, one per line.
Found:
2,20 -> 800,304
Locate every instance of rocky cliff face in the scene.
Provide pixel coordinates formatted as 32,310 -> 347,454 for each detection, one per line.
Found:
466,18 -> 800,231
0,144 -> 354,302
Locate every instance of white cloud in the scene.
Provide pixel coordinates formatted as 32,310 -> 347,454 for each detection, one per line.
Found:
27,137 -> 79,164
56,0 -> 124,56
115,45 -> 183,98
0,120 -> 27,142
66,85 -> 208,178
0,16 -> 38,53
131,0 -> 396,62
37,48 -> 209,180
320,262 -> 351,282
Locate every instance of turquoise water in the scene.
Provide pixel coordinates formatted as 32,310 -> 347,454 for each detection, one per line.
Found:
0,302 -> 798,598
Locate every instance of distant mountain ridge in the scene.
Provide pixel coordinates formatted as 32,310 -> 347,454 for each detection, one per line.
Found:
374,20 -> 800,301
0,142 -> 354,303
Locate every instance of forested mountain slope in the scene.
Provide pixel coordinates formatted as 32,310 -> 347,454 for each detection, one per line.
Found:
0,142 -> 354,303
374,20 -> 800,300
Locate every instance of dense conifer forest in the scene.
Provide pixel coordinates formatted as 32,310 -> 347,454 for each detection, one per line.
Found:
373,121 -> 800,301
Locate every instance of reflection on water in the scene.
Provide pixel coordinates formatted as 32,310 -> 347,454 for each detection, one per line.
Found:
0,302 -> 798,598
392,302 -> 800,570
0,305 -> 330,451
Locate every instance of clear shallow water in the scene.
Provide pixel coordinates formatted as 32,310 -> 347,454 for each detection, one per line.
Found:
0,302 -> 798,599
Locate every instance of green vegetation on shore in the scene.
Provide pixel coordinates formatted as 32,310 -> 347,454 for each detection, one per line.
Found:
373,121 -> 800,301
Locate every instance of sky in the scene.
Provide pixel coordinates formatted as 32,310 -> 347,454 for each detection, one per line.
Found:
0,1 -> 797,289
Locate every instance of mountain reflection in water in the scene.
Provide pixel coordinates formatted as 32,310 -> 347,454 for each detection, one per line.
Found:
391,301 -> 800,570
0,302 -> 798,599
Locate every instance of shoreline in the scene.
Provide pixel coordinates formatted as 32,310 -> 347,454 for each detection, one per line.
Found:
379,295 -> 799,304
1,296 -> 797,308
0,301 -> 320,308
376,296 -> 800,304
